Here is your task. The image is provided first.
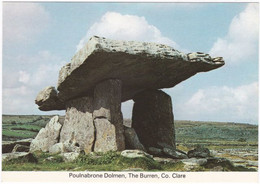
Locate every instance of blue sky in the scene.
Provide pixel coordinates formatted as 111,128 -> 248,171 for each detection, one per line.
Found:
2,2 -> 259,124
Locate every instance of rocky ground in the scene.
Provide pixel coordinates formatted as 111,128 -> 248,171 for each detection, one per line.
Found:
210,148 -> 258,170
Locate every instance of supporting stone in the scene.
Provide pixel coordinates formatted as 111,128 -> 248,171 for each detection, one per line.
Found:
59,96 -> 94,154
132,89 -> 176,150
93,79 -> 125,152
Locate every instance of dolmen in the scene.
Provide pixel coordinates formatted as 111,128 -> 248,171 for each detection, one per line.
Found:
32,36 -> 224,157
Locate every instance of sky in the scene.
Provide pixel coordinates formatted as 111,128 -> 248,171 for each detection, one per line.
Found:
2,2 -> 259,124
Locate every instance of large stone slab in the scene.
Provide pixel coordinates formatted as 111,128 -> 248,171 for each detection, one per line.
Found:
44,36 -> 224,109
132,89 -> 176,150
59,96 -> 95,154
93,79 -> 125,152
30,116 -> 62,152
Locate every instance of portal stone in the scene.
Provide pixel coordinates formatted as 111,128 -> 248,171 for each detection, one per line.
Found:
132,89 -> 176,150
59,96 -> 94,153
93,79 -> 125,152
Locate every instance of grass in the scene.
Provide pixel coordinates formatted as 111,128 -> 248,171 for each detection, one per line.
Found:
2,151 -> 255,171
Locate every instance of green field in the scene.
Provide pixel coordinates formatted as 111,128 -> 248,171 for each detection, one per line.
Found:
2,115 -> 54,141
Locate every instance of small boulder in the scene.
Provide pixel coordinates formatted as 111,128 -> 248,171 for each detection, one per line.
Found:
163,148 -> 188,159
121,150 -> 153,159
12,144 -> 30,153
2,152 -> 37,162
124,127 -> 146,151
60,152 -> 80,162
187,147 -> 211,158
153,157 -> 177,164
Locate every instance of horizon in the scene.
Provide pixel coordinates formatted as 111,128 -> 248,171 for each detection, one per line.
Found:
2,2 -> 259,125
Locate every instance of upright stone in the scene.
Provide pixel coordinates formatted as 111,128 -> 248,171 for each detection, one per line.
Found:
30,116 -> 62,152
59,96 -> 94,153
93,79 -> 125,152
132,89 -> 176,150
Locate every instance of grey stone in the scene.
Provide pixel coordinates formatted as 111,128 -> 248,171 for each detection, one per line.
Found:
60,96 -> 95,154
121,150 -> 153,159
163,148 -> 188,159
148,147 -> 163,156
2,138 -> 32,153
2,152 -> 37,162
94,118 -> 122,152
49,143 -> 65,154
30,116 -> 62,152
124,127 -> 146,151
12,144 -> 30,153
181,158 -> 207,166
132,89 -> 176,149
36,36 -> 224,110
35,86 -> 65,111
93,79 -> 125,152
187,147 -> 211,158
153,157 -> 177,164
60,152 -> 80,162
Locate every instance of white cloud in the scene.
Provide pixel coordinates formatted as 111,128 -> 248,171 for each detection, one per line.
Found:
209,3 -> 259,63
76,12 -> 179,52
177,82 -> 258,124
2,51 -> 67,114
18,71 -> 30,84
3,3 -> 50,45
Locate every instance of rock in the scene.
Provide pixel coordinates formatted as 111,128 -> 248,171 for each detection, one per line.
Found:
132,89 -> 176,149
209,166 -> 224,171
153,157 -> 177,164
187,147 -> 211,158
148,147 -> 163,156
30,116 -> 62,152
124,127 -> 146,151
2,152 -> 37,162
204,157 -> 234,169
163,148 -> 188,159
49,143 -> 65,154
181,158 -> 207,171
121,150 -> 153,159
12,144 -> 30,153
93,79 -> 125,152
2,138 -> 32,153
59,97 -> 95,154
35,86 -> 65,111
36,36 -> 224,110
181,158 -> 207,166
60,152 -> 80,162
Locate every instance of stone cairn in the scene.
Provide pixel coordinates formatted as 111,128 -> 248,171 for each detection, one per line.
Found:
31,36 -> 224,158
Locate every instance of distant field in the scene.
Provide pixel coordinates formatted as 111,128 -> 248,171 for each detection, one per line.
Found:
2,115 -> 258,144
2,115 -> 54,141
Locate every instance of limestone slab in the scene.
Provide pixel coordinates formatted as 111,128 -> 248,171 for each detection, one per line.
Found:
54,36 -> 224,105
132,89 -> 176,150
59,97 -> 95,153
